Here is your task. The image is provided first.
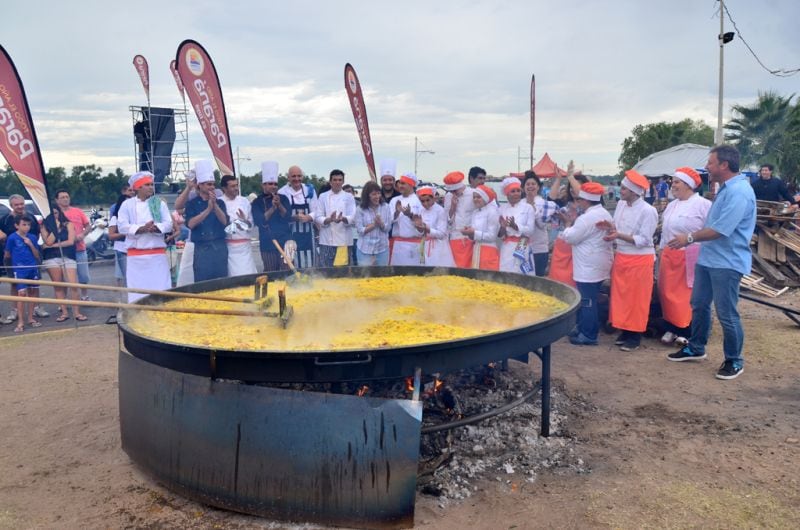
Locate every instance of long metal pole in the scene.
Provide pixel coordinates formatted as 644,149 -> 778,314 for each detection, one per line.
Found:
715,0 -> 725,145
414,136 -> 418,175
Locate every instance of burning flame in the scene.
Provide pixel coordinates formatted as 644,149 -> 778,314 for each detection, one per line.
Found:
406,376 -> 444,397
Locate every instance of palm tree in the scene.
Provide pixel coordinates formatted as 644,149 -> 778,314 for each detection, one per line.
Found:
725,91 -> 795,169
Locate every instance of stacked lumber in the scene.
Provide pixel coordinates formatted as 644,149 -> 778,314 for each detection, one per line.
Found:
741,274 -> 789,298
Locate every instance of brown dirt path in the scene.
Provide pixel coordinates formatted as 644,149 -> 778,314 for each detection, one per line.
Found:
1,295 -> 799,529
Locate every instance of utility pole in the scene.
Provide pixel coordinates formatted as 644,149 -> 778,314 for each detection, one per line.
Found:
414,136 -> 434,176
517,146 -> 531,172
235,146 -> 250,188
715,1 -> 736,145
716,0 -> 725,145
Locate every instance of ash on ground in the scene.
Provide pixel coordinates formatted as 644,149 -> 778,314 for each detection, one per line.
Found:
416,364 -> 591,502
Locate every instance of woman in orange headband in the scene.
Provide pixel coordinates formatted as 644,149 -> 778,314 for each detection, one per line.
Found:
498,176 -> 535,274
415,187 -> 455,266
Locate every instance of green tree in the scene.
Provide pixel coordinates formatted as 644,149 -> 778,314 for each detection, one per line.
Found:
618,119 -> 714,171
780,103 -> 800,181
725,91 -> 798,181
0,165 -> 26,196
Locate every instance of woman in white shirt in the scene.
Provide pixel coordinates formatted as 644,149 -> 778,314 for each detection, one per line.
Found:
658,167 -> 712,345
498,177 -> 535,274
523,172 -> 558,276
559,182 -> 614,345
414,187 -> 455,267
354,181 -> 392,266
461,185 -> 500,270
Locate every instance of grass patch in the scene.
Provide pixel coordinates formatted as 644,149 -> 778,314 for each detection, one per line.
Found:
590,479 -> 800,529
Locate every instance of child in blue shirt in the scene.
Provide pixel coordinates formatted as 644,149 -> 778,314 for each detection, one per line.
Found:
3,214 -> 42,332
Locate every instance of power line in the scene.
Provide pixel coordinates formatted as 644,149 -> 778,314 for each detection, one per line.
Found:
721,2 -> 800,77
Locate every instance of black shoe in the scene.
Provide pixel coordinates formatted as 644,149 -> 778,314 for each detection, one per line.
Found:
620,338 -> 641,352
715,360 -> 744,380
667,346 -> 707,362
568,327 -> 580,339
614,331 -> 629,345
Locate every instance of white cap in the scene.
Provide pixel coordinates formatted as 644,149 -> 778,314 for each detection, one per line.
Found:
195,160 -> 215,184
473,187 -> 490,204
128,171 -> 153,189
621,176 -> 645,196
379,159 -> 397,178
261,161 -> 279,183
399,172 -> 417,187
578,190 -> 602,201
501,177 -> 521,196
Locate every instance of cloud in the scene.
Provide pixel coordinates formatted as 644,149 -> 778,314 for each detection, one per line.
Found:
2,0 -> 798,184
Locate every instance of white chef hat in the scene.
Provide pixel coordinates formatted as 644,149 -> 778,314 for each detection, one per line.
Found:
473,186 -> 490,204
399,172 -> 417,188
501,177 -> 522,196
261,161 -> 279,183
379,159 -> 397,178
195,159 -> 215,184
128,171 -> 154,190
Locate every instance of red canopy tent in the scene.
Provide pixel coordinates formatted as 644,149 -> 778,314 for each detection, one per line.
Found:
510,152 -> 567,179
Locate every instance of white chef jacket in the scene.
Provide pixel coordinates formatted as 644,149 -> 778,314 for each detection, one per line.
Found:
659,194 -> 712,249
117,196 -> 173,249
612,197 -> 658,255
560,204 -> 614,283
389,194 -> 423,238
470,202 -> 500,245
444,189 -> 475,240
314,189 -> 356,247
221,195 -> 254,240
498,201 -> 535,240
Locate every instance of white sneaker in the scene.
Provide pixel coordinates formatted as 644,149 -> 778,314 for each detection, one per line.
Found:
34,306 -> 50,318
660,331 -> 677,345
674,336 -> 689,346
1,309 -> 18,324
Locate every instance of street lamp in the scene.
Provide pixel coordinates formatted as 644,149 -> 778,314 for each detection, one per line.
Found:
414,136 -> 434,176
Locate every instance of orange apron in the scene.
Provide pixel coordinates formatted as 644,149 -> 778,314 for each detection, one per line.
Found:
476,244 -> 499,271
610,253 -> 655,333
547,238 -> 575,287
657,247 -> 692,328
450,238 -> 474,268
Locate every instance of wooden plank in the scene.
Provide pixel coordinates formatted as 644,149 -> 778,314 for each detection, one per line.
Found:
757,232 -> 777,261
752,253 -> 788,286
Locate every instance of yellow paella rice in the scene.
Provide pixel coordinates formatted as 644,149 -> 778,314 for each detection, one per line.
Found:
125,275 -> 569,351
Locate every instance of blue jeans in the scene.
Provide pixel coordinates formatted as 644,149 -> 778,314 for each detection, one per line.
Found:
356,248 -> 389,266
114,250 -> 127,281
689,264 -> 744,366
75,250 -> 90,285
575,281 -> 602,341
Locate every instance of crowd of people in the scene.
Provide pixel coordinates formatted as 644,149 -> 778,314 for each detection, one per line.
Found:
0,145 -> 759,380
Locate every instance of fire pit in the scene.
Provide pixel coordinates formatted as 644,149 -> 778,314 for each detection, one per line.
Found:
117,266 -> 578,529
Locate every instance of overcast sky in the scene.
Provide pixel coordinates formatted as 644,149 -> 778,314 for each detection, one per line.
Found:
4,0 -> 800,184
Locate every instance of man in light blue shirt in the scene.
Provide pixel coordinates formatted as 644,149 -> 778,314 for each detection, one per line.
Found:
665,145 -> 755,380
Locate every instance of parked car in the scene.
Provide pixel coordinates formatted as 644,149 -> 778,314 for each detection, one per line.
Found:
0,198 -> 44,224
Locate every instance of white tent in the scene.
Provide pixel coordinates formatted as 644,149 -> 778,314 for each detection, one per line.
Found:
633,143 -> 711,177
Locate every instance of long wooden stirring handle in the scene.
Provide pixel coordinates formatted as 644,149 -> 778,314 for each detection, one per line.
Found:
272,239 -> 298,273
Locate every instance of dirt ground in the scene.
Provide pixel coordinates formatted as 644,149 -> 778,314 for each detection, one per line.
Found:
1,293 -> 799,529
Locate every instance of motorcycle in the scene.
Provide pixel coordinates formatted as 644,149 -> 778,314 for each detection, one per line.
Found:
85,218 -> 115,262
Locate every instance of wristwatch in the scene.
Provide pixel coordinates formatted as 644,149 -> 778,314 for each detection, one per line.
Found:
686,233 -> 694,244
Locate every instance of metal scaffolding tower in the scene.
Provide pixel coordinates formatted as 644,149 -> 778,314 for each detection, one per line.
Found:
129,105 -> 189,191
